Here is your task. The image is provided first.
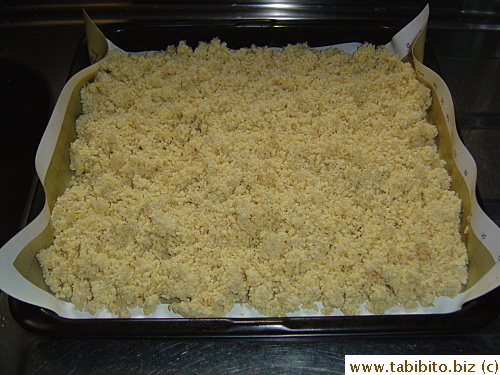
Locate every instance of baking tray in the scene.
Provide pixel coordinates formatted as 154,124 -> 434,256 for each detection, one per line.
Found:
7,18 -> 500,337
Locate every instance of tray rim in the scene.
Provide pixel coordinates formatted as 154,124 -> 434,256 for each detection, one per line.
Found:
7,17 -> 499,336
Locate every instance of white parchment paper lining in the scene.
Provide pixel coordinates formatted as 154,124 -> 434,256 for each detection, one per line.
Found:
0,5 -> 498,319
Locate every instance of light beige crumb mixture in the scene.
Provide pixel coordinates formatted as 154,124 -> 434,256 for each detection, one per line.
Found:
37,40 -> 468,318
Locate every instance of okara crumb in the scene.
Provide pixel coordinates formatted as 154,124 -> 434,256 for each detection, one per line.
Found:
37,40 -> 468,318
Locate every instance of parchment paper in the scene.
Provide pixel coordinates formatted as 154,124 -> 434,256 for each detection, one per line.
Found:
0,5 -> 498,319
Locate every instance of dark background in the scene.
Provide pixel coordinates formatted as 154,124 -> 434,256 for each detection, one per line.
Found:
0,1 -> 498,373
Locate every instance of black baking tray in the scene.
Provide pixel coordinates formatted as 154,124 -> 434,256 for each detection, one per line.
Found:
8,17 -> 500,337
